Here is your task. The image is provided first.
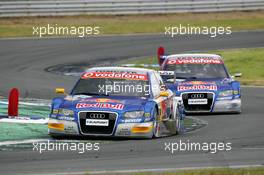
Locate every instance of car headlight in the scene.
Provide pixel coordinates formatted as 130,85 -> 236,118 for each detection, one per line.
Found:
124,111 -> 144,119
58,108 -> 74,116
218,90 -> 233,97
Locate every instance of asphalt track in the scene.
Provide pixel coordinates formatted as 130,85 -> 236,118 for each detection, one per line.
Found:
0,31 -> 264,174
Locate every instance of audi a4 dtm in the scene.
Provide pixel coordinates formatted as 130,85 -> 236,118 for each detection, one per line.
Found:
49,67 -> 185,138
157,47 -> 241,113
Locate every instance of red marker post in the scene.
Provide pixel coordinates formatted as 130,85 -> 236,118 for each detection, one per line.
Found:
8,88 -> 19,117
157,46 -> 165,66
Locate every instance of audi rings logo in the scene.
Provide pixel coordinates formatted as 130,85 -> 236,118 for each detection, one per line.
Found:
89,113 -> 106,119
191,94 -> 205,99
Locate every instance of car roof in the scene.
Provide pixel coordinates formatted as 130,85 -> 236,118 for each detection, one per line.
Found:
166,53 -> 222,60
87,66 -> 155,74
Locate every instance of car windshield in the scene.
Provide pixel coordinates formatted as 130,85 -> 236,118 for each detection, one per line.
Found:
164,62 -> 229,80
71,77 -> 150,97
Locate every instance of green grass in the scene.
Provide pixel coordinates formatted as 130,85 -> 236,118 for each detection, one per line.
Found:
0,11 -> 264,37
0,102 -> 50,141
218,48 -> 264,86
121,47 -> 264,86
127,167 -> 264,175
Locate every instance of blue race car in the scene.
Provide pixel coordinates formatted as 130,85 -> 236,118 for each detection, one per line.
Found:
157,47 -> 242,113
49,67 -> 185,138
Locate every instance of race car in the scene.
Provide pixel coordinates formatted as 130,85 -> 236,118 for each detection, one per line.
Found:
48,67 -> 185,138
157,47 -> 241,113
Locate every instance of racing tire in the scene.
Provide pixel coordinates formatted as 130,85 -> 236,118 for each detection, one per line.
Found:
175,115 -> 181,135
152,109 -> 161,138
175,105 -> 183,135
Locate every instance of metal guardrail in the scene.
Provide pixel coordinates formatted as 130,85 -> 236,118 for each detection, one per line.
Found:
0,0 -> 264,17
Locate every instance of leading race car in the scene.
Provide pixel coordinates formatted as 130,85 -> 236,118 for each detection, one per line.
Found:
48,67 -> 185,138
157,47 -> 242,113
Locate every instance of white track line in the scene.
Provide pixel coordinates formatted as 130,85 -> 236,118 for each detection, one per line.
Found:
31,164 -> 264,175
0,101 -> 50,106
242,147 -> 264,150
0,139 -> 50,146
89,165 -> 264,174
0,118 -> 48,124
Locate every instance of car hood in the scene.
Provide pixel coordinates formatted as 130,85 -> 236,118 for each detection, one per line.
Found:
59,95 -> 148,112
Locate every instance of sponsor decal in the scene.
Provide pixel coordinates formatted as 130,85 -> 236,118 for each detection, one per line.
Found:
81,72 -> 148,81
116,127 -> 131,136
79,98 -> 121,103
64,126 -> 78,134
50,114 -> 57,118
86,119 -> 109,126
121,118 -> 142,123
178,85 -> 217,91
188,99 -> 208,105
76,102 -> 124,110
58,116 -> 75,121
167,58 -> 222,65
179,81 -> 216,85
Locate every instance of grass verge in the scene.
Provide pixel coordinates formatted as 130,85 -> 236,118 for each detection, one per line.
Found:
0,11 -> 264,37
126,167 -> 264,175
122,47 -> 264,86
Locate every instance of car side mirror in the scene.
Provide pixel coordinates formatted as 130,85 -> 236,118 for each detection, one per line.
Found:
233,73 -> 242,78
55,88 -> 65,94
160,91 -> 169,97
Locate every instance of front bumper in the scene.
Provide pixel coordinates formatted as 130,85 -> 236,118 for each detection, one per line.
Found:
176,94 -> 241,113
48,119 -> 79,136
213,98 -> 241,113
115,122 -> 153,138
48,119 -> 153,138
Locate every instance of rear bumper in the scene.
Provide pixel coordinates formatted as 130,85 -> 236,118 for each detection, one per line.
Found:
213,98 -> 241,113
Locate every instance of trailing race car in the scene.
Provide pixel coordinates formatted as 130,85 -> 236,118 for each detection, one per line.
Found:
157,47 -> 241,113
48,67 -> 185,138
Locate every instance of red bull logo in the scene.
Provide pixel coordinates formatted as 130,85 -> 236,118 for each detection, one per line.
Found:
76,103 -> 124,110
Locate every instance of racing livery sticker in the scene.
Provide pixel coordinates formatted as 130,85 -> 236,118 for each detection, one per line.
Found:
178,85 -> 217,91
76,102 -> 124,110
167,57 -> 222,65
81,72 -> 148,81
79,98 -> 122,103
179,81 -> 216,85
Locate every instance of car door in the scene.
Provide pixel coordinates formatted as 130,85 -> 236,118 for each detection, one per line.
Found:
151,72 -> 173,120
